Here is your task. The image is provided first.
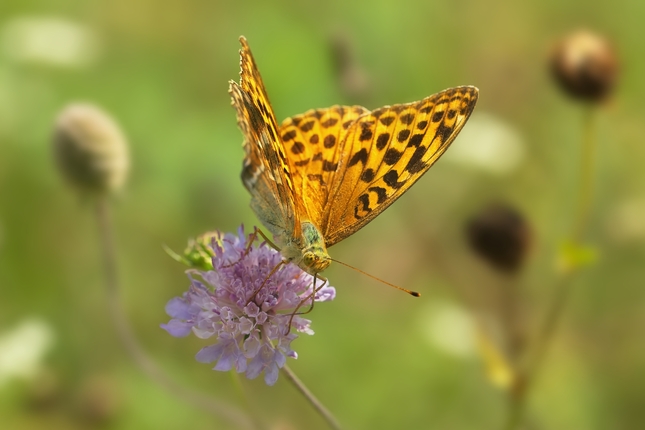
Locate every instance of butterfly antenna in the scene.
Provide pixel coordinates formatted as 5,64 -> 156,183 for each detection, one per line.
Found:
330,258 -> 420,297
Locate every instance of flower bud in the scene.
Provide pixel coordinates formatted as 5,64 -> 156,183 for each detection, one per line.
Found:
466,203 -> 531,273
53,103 -> 129,196
165,231 -> 221,271
550,30 -> 618,102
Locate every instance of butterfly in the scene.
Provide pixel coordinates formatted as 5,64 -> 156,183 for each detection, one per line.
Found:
229,36 -> 478,280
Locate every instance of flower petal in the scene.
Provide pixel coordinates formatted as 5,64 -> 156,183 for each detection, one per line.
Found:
160,319 -> 194,337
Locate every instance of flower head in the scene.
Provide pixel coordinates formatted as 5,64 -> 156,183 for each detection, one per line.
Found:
162,226 -> 335,385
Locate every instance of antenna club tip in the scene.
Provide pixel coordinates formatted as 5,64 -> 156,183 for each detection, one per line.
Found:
411,291 -> 421,297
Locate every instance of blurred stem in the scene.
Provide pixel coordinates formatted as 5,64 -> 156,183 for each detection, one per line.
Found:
229,370 -> 266,430
282,365 -> 342,430
572,107 -> 597,242
505,106 -> 597,430
94,198 -> 255,430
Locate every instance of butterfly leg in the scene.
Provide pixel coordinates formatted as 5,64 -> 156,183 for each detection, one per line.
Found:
223,227 -> 281,268
245,259 -> 286,306
286,274 -> 328,334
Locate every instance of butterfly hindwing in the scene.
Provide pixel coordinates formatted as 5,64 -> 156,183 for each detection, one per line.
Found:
321,86 -> 479,246
279,105 -> 370,224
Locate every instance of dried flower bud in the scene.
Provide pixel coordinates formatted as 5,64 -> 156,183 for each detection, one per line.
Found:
466,203 -> 531,273
550,30 -> 618,102
53,103 -> 129,196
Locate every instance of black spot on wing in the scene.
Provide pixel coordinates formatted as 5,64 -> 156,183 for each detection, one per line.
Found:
397,129 -> 411,142
359,125 -> 373,141
407,134 -> 424,148
400,113 -> 415,125
383,170 -> 405,189
432,111 -> 444,122
322,160 -> 338,172
300,120 -> 315,132
348,148 -> 368,167
291,141 -> 305,154
436,123 -> 454,142
384,148 -> 403,165
405,145 -> 427,174
355,194 -> 371,219
322,117 -> 338,127
307,174 -> 325,185
282,130 -> 297,141
360,168 -> 375,182
324,135 -> 336,148
380,116 -> 396,126
376,133 -> 390,150
368,186 -> 388,204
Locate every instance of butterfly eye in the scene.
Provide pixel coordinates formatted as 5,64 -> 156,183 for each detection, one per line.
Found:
303,252 -> 315,266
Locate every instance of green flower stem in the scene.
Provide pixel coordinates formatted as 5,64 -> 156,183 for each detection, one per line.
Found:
282,365 -> 342,430
95,198 -> 255,430
505,106 -> 597,430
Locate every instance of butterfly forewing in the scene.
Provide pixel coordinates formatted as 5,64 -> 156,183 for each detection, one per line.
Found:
322,86 -> 479,246
279,105 -> 370,223
230,37 -> 302,242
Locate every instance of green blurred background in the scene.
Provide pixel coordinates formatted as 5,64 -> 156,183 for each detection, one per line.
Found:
1,0 -> 644,429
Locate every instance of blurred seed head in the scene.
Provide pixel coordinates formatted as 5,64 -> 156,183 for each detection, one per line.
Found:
329,31 -> 370,102
550,29 -> 619,102
466,202 -> 532,273
25,368 -> 61,410
75,374 -> 121,425
53,103 -> 129,196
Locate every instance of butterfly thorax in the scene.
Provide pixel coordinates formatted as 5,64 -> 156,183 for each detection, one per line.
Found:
280,221 -> 331,275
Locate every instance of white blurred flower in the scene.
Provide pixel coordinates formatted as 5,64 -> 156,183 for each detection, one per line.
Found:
444,112 -> 526,175
0,318 -> 55,388
1,17 -> 100,68
419,301 -> 476,358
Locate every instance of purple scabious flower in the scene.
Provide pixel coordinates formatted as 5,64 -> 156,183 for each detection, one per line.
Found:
162,226 -> 336,386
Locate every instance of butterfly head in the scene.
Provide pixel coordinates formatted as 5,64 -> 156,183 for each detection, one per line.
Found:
282,221 -> 330,275
301,249 -> 331,274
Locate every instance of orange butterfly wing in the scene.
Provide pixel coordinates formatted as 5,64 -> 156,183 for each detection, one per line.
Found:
277,105 -> 370,223
278,87 -> 478,247
230,36 -> 302,243
232,37 -> 479,254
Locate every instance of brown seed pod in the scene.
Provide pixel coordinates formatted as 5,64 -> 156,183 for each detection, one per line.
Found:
466,202 -> 532,273
550,30 -> 619,102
